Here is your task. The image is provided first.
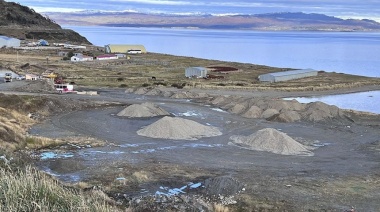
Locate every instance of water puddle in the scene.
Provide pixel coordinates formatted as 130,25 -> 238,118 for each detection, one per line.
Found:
312,142 -> 331,147
40,151 -> 74,160
173,110 -> 202,117
130,143 -> 223,154
211,108 -> 227,113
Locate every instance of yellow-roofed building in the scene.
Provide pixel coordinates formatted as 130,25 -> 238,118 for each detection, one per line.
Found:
104,44 -> 147,54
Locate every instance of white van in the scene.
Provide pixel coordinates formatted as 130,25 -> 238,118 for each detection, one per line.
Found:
54,84 -> 74,93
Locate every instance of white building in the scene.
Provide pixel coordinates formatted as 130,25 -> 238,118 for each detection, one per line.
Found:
258,69 -> 318,83
71,55 -> 93,62
0,36 -> 21,48
185,67 -> 208,78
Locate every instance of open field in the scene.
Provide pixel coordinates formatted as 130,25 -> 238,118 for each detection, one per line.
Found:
1,48 -> 380,91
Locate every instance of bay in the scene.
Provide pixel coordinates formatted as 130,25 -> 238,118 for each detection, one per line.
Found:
284,91 -> 380,114
66,26 -> 380,78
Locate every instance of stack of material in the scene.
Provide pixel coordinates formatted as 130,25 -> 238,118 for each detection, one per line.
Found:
137,116 -> 222,140
117,102 -> 170,118
230,128 -> 313,156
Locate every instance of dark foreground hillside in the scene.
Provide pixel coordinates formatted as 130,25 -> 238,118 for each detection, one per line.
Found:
0,0 -> 90,44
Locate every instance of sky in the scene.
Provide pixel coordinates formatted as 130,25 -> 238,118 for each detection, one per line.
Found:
5,0 -> 380,21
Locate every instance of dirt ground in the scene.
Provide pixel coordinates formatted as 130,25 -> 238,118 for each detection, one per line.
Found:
1,73 -> 380,211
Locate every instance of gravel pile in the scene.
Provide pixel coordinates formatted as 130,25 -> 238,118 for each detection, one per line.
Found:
117,102 -> 170,118
13,79 -> 56,93
137,116 -> 222,140
230,128 -> 313,156
207,96 -> 344,123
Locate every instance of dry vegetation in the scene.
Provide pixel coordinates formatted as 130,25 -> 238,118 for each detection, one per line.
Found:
0,165 -> 121,212
2,48 -> 380,91
0,93 -> 118,211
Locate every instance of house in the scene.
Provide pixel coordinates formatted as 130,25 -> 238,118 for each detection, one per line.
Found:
96,54 -> 118,60
258,69 -> 318,83
25,74 -> 39,81
0,36 -> 21,48
104,44 -> 147,54
71,55 -> 93,62
185,67 -> 208,78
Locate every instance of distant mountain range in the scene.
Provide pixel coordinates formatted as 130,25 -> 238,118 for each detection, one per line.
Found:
45,11 -> 380,31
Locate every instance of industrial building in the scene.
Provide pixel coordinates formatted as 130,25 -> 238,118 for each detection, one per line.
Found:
185,67 -> 208,78
258,69 -> 318,83
0,36 -> 21,48
104,44 -> 147,54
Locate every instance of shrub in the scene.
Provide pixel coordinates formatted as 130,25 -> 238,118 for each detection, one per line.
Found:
141,83 -> 150,87
116,77 -> 124,82
119,84 -> 127,88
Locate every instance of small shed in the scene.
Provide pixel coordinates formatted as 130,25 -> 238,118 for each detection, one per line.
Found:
185,67 -> 208,78
105,44 -> 147,54
258,69 -> 318,83
0,36 -> 21,48
25,74 -> 39,81
58,51 -> 69,57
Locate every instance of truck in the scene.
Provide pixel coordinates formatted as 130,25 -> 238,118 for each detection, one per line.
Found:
4,73 -> 12,83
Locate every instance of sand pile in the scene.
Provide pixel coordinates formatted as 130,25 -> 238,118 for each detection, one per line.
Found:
302,101 -> 341,122
242,105 -> 263,118
144,88 -> 163,96
137,116 -> 222,140
117,102 -> 170,118
230,128 -> 313,156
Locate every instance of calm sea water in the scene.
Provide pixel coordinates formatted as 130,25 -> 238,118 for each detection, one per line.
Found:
66,26 -> 380,113
67,26 -> 380,78
284,91 -> 380,114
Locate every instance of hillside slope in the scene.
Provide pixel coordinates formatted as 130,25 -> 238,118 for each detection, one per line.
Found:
0,0 -> 91,44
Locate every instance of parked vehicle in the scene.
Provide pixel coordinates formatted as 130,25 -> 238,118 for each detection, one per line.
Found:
16,75 -> 25,80
4,73 -> 12,82
54,84 -> 74,93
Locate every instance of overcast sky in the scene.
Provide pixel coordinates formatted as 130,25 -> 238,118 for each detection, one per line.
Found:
6,0 -> 380,21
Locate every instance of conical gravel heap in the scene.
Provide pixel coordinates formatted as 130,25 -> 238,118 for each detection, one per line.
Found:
137,116 -> 222,140
230,128 -> 313,156
117,102 -> 170,118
